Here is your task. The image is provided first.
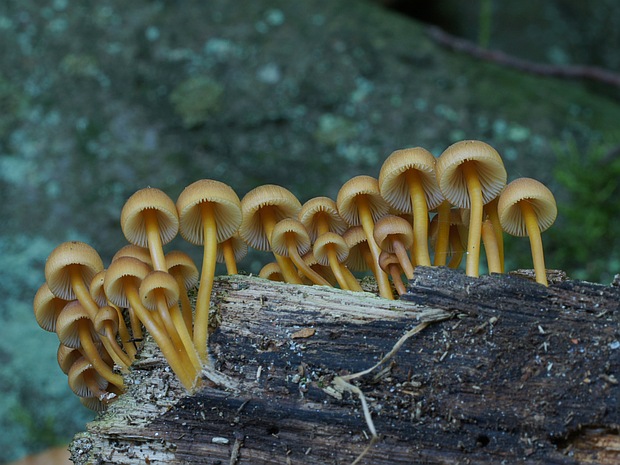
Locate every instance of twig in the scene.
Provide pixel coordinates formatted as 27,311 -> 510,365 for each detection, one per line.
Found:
427,25 -> 620,89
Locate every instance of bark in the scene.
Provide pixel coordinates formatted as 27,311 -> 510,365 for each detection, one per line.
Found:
70,268 -> 620,465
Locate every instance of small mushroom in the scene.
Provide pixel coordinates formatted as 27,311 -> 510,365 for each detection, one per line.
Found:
312,232 -> 363,291
271,218 -> 332,286
240,184 -> 303,284
373,215 -> 416,280
429,208 -> 466,269
67,356 -> 110,400
337,175 -> 393,299
378,147 -> 443,266
165,250 -> 199,332
498,177 -> 557,286
342,225 -> 375,275
56,300 -> 124,388
299,196 -> 348,241
435,140 -> 507,277
105,256 -> 197,390
33,283 -> 68,333
378,251 -> 407,296
258,262 -> 285,282
93,305 -> 133,369
120,187 -> 179,272
176,179 -> 242,363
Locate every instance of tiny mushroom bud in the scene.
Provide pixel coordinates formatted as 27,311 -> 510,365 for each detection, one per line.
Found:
259,262 -> 285,282
378,251 -> 407,296
435,140 -> 507,277
313,232 -> 363,291
121,187 -> 179,272
498,177 -> 557,286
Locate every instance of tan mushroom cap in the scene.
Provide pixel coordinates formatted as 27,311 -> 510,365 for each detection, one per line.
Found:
259,262 -> 284,281
104,257 -> 151,309
299,196 -> 347,242
120,187 -> 179,247
216,233 -> 248,265
378,250 -> 401,273
336,175 -> 389,226
373,215 -> 415,254
435,140 -> 507,208
378,147 -> 443,212
139,270 -> 180,311
89,269 -> 108,307
165,251 -> 199,291
176,179 -> 242,245
498,177 -> 557,237
313,232 -> 350,267
240,184 -> 302,251
112,244 -> 153,267
45,241 -> 104,301
342,226 -> 372,272
93,305 -> 120,336
270,218 -> 312,257
56,300 -> 99,349
33,283 -> 68,332
68,356 -> 108,398
57,344 -> 82,375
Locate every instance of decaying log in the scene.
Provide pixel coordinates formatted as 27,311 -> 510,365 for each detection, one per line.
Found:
70,268 -> 619,465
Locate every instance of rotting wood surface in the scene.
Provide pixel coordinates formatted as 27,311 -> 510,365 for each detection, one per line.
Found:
70,268 -> 619,465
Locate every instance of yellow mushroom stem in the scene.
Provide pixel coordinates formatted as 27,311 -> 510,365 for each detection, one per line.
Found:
433,200 -> 452,266
151,289 -> 202,375
69,267 -> 130,370
76,320 -> 124,387
170,272 -> 194,332
193,202 -> 218,363
484,197 -> 504,272
461,162 -> 484,277
355,195 -> 394,300
447,230 -> 464,269
142,209 -> 169,272
259,208 -> 303,285
220,238 -> 238,275
283,236 -> 332,287
520,200 -> 548,286
405,170 -> 431,266
391,239 -> 415,280
481,218 -> 502,274
98,319 -> 132,369
110,305 -> 137,360
124,283 -> 197,390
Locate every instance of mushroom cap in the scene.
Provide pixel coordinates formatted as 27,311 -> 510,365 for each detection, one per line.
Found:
93,305 -> 120,336
373,215 -> 415,253
435,140 -> 507,208
313,232 -> 350,266
33,283 -> 68,332
216,234 -> 248,264
378,250 -> 402,273
176,179 -> 242,245
342,226 -> 371,272
337,175 -> 389,226
378,147 -> 444,212
104,257 -> 151,308
165,250 -> 199,290
139,270 -> 180,311
270,218 -> 312,257
57,344 -> 82,375
299,196 -> 348,242
258,262 -> 284,281
56,300 -> 99,349
240,184 -> 302,251
120,187 -> 179,247
45,241 -> 104,300
112,244 -> 153,267
68,356 -> 108,397
497,177 -> 557,236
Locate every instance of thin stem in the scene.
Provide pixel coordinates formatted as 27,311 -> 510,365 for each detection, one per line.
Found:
481,218 -> 502,274
462,162 -> 483,277
392,240 -> 415,280
221,239 -> 238,275
143,209 -> 168,272
406,170 -> 431,266
433,200 -> 451,266
77,320 -> 124,388
286,236 -> 332,287
520,200 -> 548,286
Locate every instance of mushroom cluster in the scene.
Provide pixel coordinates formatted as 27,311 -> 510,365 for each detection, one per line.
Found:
33,139 -> 557,409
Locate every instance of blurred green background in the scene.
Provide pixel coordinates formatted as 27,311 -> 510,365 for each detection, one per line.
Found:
1,0 -> 619,462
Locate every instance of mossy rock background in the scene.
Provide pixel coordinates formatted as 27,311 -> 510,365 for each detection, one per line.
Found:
1,0 -> 619,462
